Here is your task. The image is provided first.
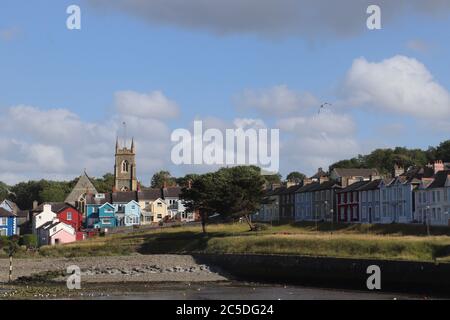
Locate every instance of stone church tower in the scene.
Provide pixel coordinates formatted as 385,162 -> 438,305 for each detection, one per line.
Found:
114,137 -> 138,192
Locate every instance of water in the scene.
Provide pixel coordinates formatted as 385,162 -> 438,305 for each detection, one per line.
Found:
81,282 -> 430,300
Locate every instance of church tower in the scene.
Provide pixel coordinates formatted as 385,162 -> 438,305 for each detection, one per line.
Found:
114,137 -> 137,192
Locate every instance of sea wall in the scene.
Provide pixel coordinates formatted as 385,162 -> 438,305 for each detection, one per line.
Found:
193,253 -> 450,294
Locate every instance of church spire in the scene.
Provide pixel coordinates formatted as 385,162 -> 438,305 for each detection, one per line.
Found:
131,137 -> 135,153
115,136 -> 119,153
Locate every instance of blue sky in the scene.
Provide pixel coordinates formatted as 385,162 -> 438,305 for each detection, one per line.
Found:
1,0 -> 450,184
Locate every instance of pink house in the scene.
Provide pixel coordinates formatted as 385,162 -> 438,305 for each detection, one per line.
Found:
38,220 -> 76,246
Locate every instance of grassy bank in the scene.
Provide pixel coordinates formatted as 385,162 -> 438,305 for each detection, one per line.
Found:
24,222 -> 450,263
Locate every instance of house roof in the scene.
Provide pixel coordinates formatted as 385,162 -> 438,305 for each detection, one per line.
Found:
138,189 -> 163,201
356,179 -> 383,191
86,193 -> 112,205
336,180 -> 371,193
279,184 -> 302,195
32,202 -> 71,213
163,187 -> 182,198
315,180 -> 341,191
310,168 -> 328,180
296,182 -> 321,194
0,207 -> 15,217
65,171 -> 98,204
111,191 -> 138,203
427,170 -> 450,189
332,168 -> 379,178
2,200 -> 20,214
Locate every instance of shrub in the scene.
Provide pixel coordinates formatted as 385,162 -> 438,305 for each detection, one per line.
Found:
19,234 -> 38,249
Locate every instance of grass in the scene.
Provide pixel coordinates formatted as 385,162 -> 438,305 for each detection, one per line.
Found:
20,222 -> 450,263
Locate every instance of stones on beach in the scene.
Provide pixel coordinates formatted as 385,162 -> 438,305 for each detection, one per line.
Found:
79,264 -> 213,276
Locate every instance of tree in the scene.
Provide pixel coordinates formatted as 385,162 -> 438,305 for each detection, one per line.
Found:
93,173 -> 115,193
219,166 -> 266,231
0,182 -> 9,201
181,172 -> 224,233
286,172 -> 306,184
435,140 -> 450,162
151,171 -> 176,188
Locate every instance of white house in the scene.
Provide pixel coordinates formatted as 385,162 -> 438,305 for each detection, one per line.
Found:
33,204 -> 56,234
415,170 -> 450,226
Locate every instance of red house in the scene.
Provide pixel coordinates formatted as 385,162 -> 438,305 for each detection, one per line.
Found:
55,204 -> 85,241
336,180 -> 369,223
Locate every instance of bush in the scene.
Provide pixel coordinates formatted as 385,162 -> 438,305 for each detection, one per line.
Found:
19,234 -> 38,249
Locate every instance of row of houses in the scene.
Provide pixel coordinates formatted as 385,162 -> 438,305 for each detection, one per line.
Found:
29,185 -> 197,246
257,161 -> 450,227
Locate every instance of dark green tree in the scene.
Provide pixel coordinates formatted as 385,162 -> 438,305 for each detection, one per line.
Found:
286,171 -> 306,184
151,171 -> 176,188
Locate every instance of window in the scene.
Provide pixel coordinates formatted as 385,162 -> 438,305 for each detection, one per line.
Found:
0,228 -> 7,236
131,205 -> 136,210
67,212 -> 72,221
121,160 -> 129,173
157,214 -> 162,219
375,206 -> 380,219
102,218 -> 111,225
437,191 -> 441,203
362,207 -> 367,220
340,207 -> 345,220
157,202 -> 162,207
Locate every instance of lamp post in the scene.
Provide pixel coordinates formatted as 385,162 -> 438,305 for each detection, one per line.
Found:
426,205 -> 431,236
330,208 -> 334,235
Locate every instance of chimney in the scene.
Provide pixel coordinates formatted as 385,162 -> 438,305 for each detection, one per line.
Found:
302,178 -> 313,186
433,160 -> 444,174
188,180 -> 192,189
43,204 -> 52,212
33,201 -> 38,210
163,181 -> 167,189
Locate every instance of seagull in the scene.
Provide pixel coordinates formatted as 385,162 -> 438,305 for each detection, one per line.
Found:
318,102 -> 332,114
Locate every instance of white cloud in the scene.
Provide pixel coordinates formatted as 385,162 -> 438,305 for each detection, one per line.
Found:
0,90 -> 179,185
28,144 -> 66,172
115,90 -> 179,119
236,85 -> 319,116
340,55 -> 450,119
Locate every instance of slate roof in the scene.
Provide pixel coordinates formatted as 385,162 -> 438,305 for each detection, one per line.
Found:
65,171 -> 98,204
310,168 -> 328,180
86,193 -> 112,205
332,168 -> 379,178
32,202 -> 71,213
163,187 -> 182,198
3,200 -> 20,214
295,182 -> 321,194
112,191 -> 138,203
336,180 -> 371,193
428,170 -> 450,189
138,189 -> 163,201
356,179 -> 383,191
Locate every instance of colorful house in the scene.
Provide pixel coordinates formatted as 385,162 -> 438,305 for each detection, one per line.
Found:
0,208 -> 16,237
95,203 -> 117,229
138,189 -> 163,225
111,192 -> 140,227
358,179 -> 383,224
38,220 -> 76,246
32,204 -> 57,233
336,180 -> 369,223
85,193 -> 113,228
55,204 -> 85,241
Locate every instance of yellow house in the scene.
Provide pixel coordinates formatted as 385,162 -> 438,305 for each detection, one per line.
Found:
138,190 -> 169,224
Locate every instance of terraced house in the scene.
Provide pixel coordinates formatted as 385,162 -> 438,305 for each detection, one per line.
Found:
415,169 -> 450,226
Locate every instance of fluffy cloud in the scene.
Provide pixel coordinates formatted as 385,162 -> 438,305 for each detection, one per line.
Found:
85,0 -> 450,38
340,55 -> 450,119
115,90 -> 179,119
0,90 -> 178,185
277,111 -> 360,175
236,85 -> 318,116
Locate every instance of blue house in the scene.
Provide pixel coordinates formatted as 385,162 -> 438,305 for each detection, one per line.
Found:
123,200 -> 141,226
0,207 -> 16,237
85,193 -> 117,229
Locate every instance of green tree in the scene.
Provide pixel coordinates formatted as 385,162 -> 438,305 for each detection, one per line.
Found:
286,171 -> 306,184
93,173 -> 115,193
219,166 -> 266,231
151,171 -> 176,188
0,182 -> 9,201
181,172 -> 224,233
435,140 -> 450,162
